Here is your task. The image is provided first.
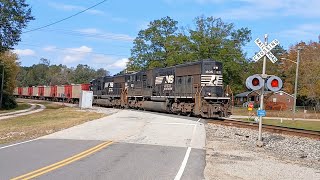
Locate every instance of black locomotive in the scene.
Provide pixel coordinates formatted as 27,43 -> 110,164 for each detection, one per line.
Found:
90,59 -> 231,118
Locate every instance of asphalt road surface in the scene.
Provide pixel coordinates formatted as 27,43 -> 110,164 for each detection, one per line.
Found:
0,109 -> 206,180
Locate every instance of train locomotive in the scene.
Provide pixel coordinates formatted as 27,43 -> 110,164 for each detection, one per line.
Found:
91,59 -> 231,118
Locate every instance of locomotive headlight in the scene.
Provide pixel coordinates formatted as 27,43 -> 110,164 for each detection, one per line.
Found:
207,92 -> 211,96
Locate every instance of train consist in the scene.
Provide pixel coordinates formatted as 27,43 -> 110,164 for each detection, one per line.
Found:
14,60 -> 231,118
91,60 -> 231,118
13,84 -> 90,103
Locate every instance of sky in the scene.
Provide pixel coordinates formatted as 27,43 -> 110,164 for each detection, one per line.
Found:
13,0 -> 320,75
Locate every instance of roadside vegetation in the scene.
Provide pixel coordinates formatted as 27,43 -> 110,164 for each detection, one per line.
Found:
240,118 -> 320,132
0,103 -> 105,144
232,107 -> 320,119
0,103 -> 31,114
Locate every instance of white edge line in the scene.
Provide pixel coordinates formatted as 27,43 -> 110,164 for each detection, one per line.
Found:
0,138 -> 38,150
174,147 -> 192,180
174,118 -> 201,180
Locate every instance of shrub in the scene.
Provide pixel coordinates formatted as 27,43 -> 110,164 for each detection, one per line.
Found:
1,92 -> 17,109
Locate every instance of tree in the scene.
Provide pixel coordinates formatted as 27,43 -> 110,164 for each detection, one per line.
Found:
96,68 -> 109,77
0,52 -> 19,109
187,16 -> 252,93
70,64 -> 97,84
283,41 -> 320,108
0,0 -> 34,52
128,16 -> 252,93
128,16 -> 179,70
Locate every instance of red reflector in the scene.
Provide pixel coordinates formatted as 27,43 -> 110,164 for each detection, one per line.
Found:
271,79 -> 279,87
252,78 -> 260,86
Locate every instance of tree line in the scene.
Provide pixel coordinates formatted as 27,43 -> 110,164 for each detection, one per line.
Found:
16,58 -> 109,87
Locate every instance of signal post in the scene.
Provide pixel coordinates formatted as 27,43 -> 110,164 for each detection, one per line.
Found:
248,34 -> 282,147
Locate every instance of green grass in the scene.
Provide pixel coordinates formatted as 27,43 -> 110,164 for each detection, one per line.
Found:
0,103 -> 32,114
232,106 -> 320,119
240,118 -> 320,131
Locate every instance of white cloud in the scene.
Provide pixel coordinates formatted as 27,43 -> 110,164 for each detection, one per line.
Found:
106,58 -> 129,70
77,28 -> 101,34
43,46 -> 57,52
76,28 -> 134,42
63,46 -> 92,64
13,49 -> 36,56
278,24 -> 320,40
48,2 -> 104,15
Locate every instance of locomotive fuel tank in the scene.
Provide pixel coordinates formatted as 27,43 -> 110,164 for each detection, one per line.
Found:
142,101 -> 169,112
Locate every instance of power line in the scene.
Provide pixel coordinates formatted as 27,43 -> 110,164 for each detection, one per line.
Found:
22,0 -> 108,34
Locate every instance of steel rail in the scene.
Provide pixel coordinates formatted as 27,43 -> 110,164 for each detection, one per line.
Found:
208,118 -> 320,140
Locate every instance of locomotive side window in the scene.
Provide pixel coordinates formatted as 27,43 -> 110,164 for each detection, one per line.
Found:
187,76 -> 192,84
178,77 -> 182,84
142,75 -> 147,80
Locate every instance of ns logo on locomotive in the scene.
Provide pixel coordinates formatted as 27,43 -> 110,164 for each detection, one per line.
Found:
91,60 -> 231,118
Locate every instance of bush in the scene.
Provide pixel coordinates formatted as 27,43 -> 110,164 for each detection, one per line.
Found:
1,92 -> 17,109
265,101 -> 287,111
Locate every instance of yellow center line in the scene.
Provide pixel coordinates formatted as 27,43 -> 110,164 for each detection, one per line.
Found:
11,141 -> 113,180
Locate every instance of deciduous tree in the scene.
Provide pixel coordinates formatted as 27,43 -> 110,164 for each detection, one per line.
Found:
0,0 -> 34,52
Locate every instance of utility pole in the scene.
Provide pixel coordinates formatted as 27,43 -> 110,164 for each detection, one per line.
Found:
292,46 -> 302,120
0,64 -> 4,109
257,34 -> 268,145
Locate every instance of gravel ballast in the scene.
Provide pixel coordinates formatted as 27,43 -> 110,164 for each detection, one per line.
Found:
205,123 -> 320,180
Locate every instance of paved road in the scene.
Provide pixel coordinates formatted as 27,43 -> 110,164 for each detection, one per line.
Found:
0,109 -> 206,180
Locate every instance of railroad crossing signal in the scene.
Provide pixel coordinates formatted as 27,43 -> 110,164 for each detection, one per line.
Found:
246,75 -> 283,92
252,38 -> 280,63
266,76 -> 283,92
246,74 -> 263,91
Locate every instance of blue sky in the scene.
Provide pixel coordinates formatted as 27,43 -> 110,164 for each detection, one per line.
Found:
14,0 -> 320,75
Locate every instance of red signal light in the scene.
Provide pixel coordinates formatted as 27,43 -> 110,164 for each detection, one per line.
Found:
271,79 -> 279,87
252,78 -> 260,86
246,75 -> 263,91
266,76 -> 283,92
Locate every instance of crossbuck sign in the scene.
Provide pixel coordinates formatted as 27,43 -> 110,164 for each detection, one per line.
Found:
252,38 -> 280,63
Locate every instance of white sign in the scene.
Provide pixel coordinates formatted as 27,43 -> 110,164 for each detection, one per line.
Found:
253,38 -> 280,63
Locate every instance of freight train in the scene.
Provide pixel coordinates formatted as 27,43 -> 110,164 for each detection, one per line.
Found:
14,60 -> 231,118
91,60 -> 231,118
13,84 -> 90,103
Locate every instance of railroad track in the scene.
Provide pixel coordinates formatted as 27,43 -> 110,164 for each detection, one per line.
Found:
208,118 -> 320,140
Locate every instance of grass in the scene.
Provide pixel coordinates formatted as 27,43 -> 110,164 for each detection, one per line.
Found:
0,103 -> 32,114
240,118 -> 320,131
232,106 -> 320,119
0,105 -> 105,144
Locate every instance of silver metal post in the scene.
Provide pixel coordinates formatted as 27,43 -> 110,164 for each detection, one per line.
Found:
0,64 -> 4,109
257,34 -> 268,145
292,46 -> 301,120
